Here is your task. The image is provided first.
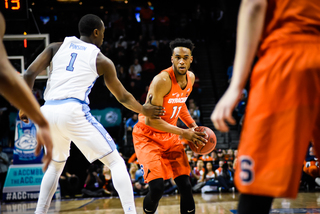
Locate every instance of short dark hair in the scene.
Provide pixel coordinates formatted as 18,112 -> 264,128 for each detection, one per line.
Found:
169,38 -> 195,53
78,14 -> 103,37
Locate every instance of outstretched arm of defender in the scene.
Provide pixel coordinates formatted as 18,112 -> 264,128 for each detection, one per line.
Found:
97,53 -> 164,119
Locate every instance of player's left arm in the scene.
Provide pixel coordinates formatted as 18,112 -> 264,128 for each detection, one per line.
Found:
24,43 -> 62,89
211,0 -> 267,132
179,71 -> 197,129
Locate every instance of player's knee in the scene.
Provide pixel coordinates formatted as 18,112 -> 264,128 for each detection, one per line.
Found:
149,178 -> 164,201
175,175 -> 192,194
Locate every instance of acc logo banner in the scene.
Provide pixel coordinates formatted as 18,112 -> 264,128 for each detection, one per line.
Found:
13,117 -> 43,164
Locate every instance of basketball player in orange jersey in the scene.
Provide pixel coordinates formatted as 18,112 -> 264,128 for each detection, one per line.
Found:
211,0 -> 320,213
132,38 -> 207,214
0,12 -> 53,171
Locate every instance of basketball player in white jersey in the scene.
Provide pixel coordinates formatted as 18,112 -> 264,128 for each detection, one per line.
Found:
20,14 -> 164,214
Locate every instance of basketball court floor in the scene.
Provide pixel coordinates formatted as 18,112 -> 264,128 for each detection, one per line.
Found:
1,192 -> 320,214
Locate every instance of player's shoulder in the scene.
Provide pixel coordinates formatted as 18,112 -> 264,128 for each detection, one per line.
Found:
153,71 -> 171,86
187,70 -> 195,83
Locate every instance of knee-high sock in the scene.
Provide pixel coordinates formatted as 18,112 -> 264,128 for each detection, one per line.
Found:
100,150 -> 136,214
35,161 -> 65,214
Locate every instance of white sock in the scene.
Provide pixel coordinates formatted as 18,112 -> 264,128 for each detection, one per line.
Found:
100,150 -> 137,214
35,161 -> 65,214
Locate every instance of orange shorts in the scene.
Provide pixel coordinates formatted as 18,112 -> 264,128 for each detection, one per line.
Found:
235,40 -> 320,198
132,122 -> 190,183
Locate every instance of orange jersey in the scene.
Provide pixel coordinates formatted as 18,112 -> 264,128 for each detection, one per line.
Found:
138,66 -> 194,132
259,0 -> 320,55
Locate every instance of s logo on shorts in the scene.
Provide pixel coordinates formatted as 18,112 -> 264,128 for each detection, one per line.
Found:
239,156 -> 254,185
140,164 -> 144,175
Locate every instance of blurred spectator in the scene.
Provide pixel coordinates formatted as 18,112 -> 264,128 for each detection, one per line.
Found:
150,36 -> 159,48
145,40 -> 157,63
82,164 -> 108,197
163,178 -> 178,195
216,149 -> 225,162
115,35 -> 128,51
142,56 -> 156,84
129,162 -> 139,182
217,162 -> 234,192
116,65 -> 129,87
192,160 -> 206,193
129,58 -> 142,80
155,11 -> 170,39
190,159 -> 205,187
215,160 -> 224,176
224,149 -> 234,162
200,153 -> 213,162
130,42 -> 143,63
128,153 -> 139,165
189,102 -> 201,126
126,113 -> 138,131
59,165 -> 79,198
233,150 -> 238,170
204,161 -> 216,181
113,16 -> 126,40
0,145 -> 8,195
132,165 -> 149,195
140,2 -> 154,39
140,85 -> 149,104
301,143 -> 320,191
201,161 -> 220,193
127,81 -> 141,100
102,165 -> 113,196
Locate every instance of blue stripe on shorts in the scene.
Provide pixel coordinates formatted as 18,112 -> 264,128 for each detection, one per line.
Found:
81,104 -> 116,151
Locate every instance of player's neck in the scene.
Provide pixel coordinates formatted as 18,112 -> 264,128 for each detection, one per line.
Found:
80,36 -> 94,45
173,68 -> 187,83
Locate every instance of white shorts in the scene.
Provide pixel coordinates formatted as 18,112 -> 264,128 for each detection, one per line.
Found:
41,98 -> 116,163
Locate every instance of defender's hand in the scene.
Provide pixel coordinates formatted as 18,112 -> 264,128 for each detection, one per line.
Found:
142,94 -> 165,119
36,123 -> 53,172
211,86 -> 239,132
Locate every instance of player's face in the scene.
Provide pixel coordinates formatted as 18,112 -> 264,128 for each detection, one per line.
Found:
171,47 -> 193,75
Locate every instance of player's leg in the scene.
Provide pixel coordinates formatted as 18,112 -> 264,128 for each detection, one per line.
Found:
68,103 -> 136,214
170,144 -> 195,214
143,178 -> 164,214
35,161 -> 66,214
36,105 -> 71,214
100,150 -> 136,214
174,175 -> 195,214
237,194 -> 273,214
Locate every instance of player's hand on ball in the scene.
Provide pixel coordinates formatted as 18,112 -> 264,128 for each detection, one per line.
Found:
181,128 -> 207,149
19,110 -> 29,123
142,94 -> 165,119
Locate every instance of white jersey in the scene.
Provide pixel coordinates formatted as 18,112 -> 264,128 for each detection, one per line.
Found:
44,36 -> 100,104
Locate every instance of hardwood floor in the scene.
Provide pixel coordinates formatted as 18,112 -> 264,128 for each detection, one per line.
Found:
1,192 -> 320,214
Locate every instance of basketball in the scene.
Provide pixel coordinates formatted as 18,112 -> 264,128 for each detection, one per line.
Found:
189,126 -> 217,155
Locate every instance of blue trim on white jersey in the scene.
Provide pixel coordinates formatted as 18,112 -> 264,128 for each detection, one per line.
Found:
44,98 -> 86,105
81,104 -> 117,151
84,79 -> 97,104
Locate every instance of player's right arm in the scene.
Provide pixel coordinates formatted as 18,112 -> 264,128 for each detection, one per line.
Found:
96,53 -> 164,119
0,12 -> 52,171
145,72 -> 207,146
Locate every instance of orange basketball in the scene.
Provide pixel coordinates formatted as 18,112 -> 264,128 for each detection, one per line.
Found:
189,126 -> 217,155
